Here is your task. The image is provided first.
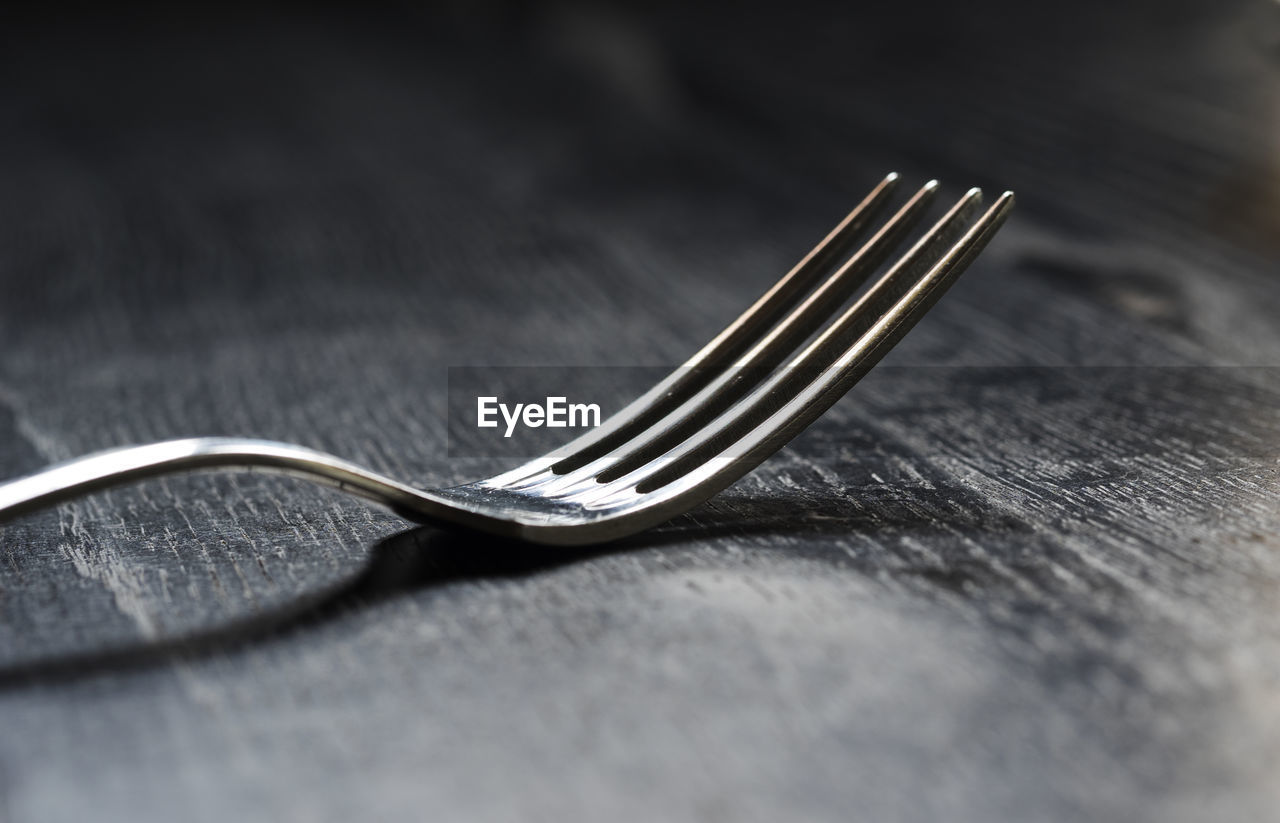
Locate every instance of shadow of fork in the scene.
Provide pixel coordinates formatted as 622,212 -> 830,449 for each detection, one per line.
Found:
0,482 -> 1019,688
0,526 -> 611,690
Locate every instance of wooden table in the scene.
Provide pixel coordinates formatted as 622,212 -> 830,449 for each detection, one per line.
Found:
2,1 -> 1279,819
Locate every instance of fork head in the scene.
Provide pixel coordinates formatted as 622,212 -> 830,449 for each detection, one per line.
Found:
424,175 -> 1014,544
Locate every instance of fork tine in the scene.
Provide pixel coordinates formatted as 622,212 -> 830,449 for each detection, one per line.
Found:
566,190 -> 1014,506
487,172 -> 901,487
554,179 -> 940,489
550,173 -> 900,472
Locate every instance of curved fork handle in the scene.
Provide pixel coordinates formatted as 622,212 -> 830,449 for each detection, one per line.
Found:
0,438 -> 435,524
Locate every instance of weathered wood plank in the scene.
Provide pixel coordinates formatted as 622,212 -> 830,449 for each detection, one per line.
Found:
1,1 -> 1278,820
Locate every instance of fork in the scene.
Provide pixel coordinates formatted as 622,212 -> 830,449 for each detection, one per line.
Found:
0,175 -> 1012,545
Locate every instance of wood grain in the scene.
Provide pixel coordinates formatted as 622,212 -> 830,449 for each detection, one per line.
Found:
1,1 -> 1278,820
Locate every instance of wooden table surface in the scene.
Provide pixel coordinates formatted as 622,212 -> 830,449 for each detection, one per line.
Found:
2,1 -> 1279,820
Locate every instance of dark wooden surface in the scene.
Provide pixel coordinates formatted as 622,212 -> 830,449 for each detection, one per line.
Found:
2,1 -> 1279,820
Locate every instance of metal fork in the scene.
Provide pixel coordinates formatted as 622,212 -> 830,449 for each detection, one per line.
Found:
0,175 -> 1013,545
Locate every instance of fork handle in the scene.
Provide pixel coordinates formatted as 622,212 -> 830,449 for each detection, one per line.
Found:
0,438 -> 437,524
